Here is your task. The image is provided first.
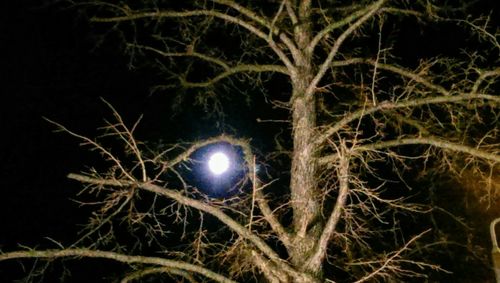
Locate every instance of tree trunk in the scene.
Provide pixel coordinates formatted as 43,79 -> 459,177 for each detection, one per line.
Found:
288,1 -> 323,278
289,89 -> 322,274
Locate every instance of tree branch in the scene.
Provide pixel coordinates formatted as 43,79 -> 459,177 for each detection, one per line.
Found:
44,118 -> 135,181
66,173 -> 309,280
250,249 -> 290,282
307,4 -> 379,54
67,173 -> 279,260
305,152 -> 350,271
471,68 -> 500,94
212,0 -> 270,29
121,267 -> 198,283
330,58 -> 449,96
255,188 -> 292,248
353,229 -> 432,283
355,137 -> 500,163
91,9 -> 297,72
180,64 -> 289,88
316,93 -> 500,146
130,43 -> 231,70
305,0 -> 386,96
0,249 -> 235,283
211,0 -> 300,59
284,0 -> 298,25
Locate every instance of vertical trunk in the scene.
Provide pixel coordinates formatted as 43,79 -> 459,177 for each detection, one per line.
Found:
290,71 -> 318,241
289,86 -> 321,254
287,0 -> 323,279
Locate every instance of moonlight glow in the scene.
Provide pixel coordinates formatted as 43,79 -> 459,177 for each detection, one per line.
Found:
208,152 -> 230,175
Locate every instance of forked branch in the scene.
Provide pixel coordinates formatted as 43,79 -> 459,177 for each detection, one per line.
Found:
317,93 -> 500,146
66,173 -> 311,281
306,0 -> 386,96
91,8 -> 296,71
305,150 -> 350,271
130,44 -> 290,88
352,229 -> 440,283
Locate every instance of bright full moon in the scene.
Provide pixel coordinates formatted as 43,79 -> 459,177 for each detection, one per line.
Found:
208,152 -> 230,175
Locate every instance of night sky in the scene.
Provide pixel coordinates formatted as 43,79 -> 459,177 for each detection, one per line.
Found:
0,0 -> 499,282
1,0 -> 141,245
0,1 -> 272,281
0,0 -> 170,268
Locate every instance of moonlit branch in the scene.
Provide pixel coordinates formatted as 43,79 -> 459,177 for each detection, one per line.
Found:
120,267 -> 197,283
129,44 -> 231,70
317,93 -> 500,146
0,249 -> 236,283
305,152 -> 350,270
210,0 -> 300,57
355,137 -> 500,163
91,9 -> 296,71
66,173 -> 308,280
305,0 -> 386,97
211,0 -> 270,30
352,229 -> 434,283
284,0 -> 298,25
255,186 -> 292,248
307,4 -> 377,54
330,58 -> 449,96
180,64 -> 289,88
44,118 -> 135,181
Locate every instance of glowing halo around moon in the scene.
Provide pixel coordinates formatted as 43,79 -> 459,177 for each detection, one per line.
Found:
208,152 -> 230,175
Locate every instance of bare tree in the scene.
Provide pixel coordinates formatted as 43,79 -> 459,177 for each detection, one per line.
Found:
1,1 -> 499,282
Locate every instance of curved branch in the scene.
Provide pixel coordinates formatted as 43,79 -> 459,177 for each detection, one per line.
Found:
305,153 -> 350,272
131,44 -> 231,70
0,249 -> 235,283
91,9 -> 296,72
353,229 -> 432,283
211,0 -> 271,31
66,173 -> 309,280
334,60 -> 497,99
471,68 -> 500,94
491,217 -> 500,252
355,137 -> 500,163
44,118 -> 135,181
163,135 -> 253,169
331,58 -> 449,96
305,0 -> 386,96
255,189 -> 292,248
167,137 -> 293,248
180,64 -> 289,88
211,0 -> 300,60
316,93 -> 500,146
101,99 -> 147,182
140,181 -> 283,261
284,0 -> 298,25
67,173 -> 280,261
121,267 -> 198,283
307,4 -> 378,54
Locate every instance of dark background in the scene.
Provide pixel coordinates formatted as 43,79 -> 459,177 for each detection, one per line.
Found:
0,0 -> 499,282
0,1 -> 273,281
0,1 -> 165,280
1,0 -> 143,247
